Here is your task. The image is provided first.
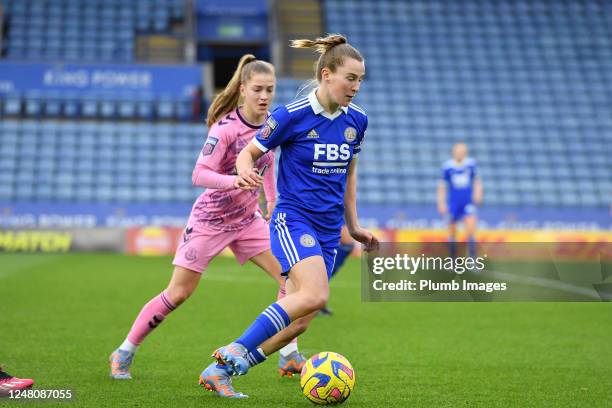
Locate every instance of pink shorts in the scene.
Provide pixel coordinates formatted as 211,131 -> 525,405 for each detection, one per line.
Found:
173,215 -> 270,273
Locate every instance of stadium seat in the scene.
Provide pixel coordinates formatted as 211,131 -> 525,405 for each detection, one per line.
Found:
43,93 -> 62,117
3,94 -> 22,116
156,96 -> 175,120
24,92 -> 43,117
100,97 -> 117,119
81,97 -> 99,118
62,93 -> 81,118
136,97 -> 155,120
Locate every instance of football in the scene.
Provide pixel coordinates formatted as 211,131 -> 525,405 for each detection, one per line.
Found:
300,352 -> 355,405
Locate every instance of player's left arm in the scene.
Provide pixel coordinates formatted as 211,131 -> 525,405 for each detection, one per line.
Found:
473,177 -> 483,205
344,158 -> 379,252
472,162 -> 483,205
437,180 -> 448,215
261,152 -> 276,220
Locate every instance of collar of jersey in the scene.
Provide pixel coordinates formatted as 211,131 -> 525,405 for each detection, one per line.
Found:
235,106 -> 264,130
452,159 -> 469,168
308,89 -> 348,120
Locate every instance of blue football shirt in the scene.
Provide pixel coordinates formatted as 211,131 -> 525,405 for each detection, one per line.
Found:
441,158 -> 478,207
254,89 -> 368,232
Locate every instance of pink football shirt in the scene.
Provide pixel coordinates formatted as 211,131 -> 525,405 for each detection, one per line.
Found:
189,108 -> 275,232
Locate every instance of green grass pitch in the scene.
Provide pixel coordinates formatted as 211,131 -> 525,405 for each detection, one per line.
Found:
1,253 -> 611,407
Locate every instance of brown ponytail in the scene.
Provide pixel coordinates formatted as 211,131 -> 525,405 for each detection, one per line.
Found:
290,34 -> 363,82
206,54 -> 275,127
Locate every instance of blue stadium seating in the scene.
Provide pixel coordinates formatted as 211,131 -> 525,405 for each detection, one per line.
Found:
1,0 -> 184,63
0,120 -> 203,203
291,0 -> 612,208
0,0 -> 609,209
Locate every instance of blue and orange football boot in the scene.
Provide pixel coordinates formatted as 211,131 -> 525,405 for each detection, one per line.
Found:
278,351 -> 307,377
199,362 -> 247,399
211,343 -> 249,376
109,349 -> 134,380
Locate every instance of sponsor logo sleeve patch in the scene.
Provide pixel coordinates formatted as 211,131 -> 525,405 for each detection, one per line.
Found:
258,117 -> 278,140
202,136 -> 219,156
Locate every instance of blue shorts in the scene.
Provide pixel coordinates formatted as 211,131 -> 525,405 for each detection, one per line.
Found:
270,209 -> 341,279
449,203 -> 477,222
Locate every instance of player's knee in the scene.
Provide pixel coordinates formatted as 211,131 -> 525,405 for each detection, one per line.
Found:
167,286 -> 192,306
300,291 -> 328,313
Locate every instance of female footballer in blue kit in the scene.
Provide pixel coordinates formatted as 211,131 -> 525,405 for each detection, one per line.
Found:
198,34 -> 379,398
437,142 -> 482,259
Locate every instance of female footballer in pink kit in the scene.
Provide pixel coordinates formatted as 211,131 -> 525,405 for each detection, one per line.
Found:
109,55 -> 305,384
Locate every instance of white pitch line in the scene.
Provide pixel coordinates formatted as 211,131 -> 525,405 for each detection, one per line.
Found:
471,268 -> 602,299
0,255 -> 61,280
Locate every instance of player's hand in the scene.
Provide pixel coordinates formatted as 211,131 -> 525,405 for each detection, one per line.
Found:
473,194 -> 483,206
349,227 -> 380,252
264,201 -> 276,222
234,167 -> 263,190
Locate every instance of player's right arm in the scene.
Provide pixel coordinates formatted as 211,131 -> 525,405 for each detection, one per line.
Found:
473,178 -> 483,205
261,154 -> 276,220
234,143 -> 265,189
236,107 -> 292,190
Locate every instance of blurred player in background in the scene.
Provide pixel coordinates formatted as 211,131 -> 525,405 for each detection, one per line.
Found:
0,366 -> 34,396
199,34 -> 378,399
437,142 -> 482,259
109,55 -> 306,386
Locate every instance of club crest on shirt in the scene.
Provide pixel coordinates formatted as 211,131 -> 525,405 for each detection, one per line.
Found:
300,234 -> 316,248
259,117 -> 278,140
185,247 -> 197,262
344,127 -> 357,143
202,136 -> 219,156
